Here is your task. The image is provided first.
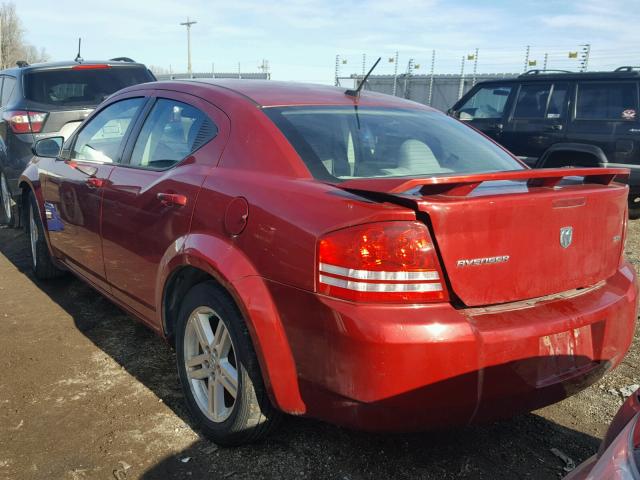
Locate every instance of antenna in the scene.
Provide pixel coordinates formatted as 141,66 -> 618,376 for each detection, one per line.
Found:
74,38 -> 83,63
345,57 -> 381,98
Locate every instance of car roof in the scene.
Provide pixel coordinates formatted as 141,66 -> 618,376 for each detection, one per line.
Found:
473,69 -> 640,86
136,79 -> 434,109
0,60 -> 148,76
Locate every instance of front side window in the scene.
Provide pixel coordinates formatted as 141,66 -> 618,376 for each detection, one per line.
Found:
458,85 -> 512,120
129,99 -> 217,170
513,84 -> 551,119
265,107 -> 523,181
72,97 -> 144,163
576,82 -> 639,120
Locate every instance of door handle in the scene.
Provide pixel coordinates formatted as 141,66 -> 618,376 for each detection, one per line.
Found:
86,177 -> 106,188
544,124 -> 563,131
629,128 -> 640,134
157,192 -> 187,207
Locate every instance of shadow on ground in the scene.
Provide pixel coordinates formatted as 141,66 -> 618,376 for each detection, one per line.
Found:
0,225 -> 600,479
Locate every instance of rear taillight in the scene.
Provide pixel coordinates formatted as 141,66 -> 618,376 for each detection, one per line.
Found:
317,221 -> 448,303
582,413 -> 640,479
3,110 -> 48,133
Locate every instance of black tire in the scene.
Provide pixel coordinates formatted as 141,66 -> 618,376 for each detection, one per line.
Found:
0,171 -> 17,227
629,203 -> 640,220
176,281 -> 281,446
27,191 -> 64,279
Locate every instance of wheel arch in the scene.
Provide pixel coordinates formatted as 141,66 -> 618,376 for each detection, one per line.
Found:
158,233 -> 306,415
535,143 -> 609,168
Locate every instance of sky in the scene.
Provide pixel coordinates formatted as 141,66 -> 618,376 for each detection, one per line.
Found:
15,0 -> 640,84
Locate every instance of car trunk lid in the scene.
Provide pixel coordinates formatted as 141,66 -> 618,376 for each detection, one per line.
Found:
338,168 -> 629,307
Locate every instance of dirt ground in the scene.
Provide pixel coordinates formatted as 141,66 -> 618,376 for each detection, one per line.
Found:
1,220 -> 639,480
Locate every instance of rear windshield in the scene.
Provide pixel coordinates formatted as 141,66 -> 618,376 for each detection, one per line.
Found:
24,66 -> 152,106
264,106 -> 523,181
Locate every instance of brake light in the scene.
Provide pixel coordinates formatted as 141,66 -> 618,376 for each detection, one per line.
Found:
71,64 -> 111,70
318,221 -> 448,303
3,110 -> 48,133
585,413 -> 640,479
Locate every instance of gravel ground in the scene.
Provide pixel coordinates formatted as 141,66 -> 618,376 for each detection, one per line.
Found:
1,219 -> 639,480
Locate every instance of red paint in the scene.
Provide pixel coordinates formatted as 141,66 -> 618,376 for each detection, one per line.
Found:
19,80 -> 639,430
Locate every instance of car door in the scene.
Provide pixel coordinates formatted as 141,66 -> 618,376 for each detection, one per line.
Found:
565,81 -> 640,164
100,92 -> 228,326
453,83 -> 515,142
41,96 -> 147,289
499,82 -> 570,164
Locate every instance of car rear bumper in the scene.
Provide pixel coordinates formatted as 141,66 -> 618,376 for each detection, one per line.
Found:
266,262 -> 638,431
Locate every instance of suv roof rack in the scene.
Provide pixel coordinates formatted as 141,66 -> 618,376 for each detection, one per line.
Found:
521,69 -> 572,76
615,66 -> 640,72
16,60 -> 29,68
110,57 -> 135,63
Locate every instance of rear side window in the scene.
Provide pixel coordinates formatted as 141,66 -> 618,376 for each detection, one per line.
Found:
576,82 -> 639,120
513,84 -> 551,119
24,67 -> 153,106
129,98 -> 217,170
1,76 -> 15,106
458,85 -> 512,120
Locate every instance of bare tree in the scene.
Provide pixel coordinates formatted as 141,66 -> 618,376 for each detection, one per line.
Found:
0,2 -> 49,69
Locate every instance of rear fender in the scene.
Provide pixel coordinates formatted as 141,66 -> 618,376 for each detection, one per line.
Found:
158,233 -> 305,414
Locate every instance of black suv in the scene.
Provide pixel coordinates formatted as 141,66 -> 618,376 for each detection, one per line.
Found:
449,67 -> 640,216
0,59 -> 155,226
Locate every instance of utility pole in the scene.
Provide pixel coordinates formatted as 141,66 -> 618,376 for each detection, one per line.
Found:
404,58 -> 415,99
180,17 -> 197,75
471,48 -> 479,86
427,49 -> 435,106
543,53 -> 548,71
524,45 -> 530,73
0,19 -> 3,70
457,56 -> 466,100
334,55 -> 340,86
579,44 -> 591,72
392,51 -> 399,96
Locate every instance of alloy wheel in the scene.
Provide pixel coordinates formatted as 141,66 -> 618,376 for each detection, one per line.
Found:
1,173 -> 11,223
183,306 -> 239,423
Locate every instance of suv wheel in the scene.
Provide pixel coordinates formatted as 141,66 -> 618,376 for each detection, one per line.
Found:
1,172 -> 15,226
176,281 -> 281,446
27,191 -> 63,279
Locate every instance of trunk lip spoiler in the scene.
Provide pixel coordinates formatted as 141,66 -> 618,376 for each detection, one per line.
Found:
336,167 -> 630,196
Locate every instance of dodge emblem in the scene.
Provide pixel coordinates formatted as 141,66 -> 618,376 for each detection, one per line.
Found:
560,226 -> 573,248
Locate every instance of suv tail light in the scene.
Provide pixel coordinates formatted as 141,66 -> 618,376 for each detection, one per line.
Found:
3,110 -> 48,134
317,221 -> 448,303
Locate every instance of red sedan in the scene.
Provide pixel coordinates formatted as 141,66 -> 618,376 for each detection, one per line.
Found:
20,80 -> 638,446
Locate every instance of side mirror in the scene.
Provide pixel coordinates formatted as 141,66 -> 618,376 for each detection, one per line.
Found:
32,136 -> 63,158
